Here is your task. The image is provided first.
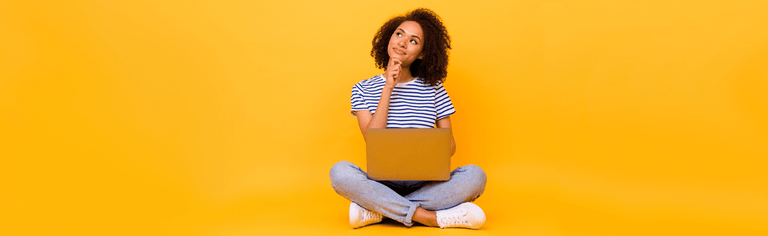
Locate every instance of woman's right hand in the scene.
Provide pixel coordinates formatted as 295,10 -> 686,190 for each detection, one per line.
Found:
384,58 -> 402,89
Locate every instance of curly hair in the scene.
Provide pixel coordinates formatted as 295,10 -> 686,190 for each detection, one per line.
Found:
371,8 -> 452,87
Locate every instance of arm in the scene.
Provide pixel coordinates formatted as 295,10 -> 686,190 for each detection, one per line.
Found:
356,59 -> 402,140
355,86 -> 394,140
436,116 -> 456,157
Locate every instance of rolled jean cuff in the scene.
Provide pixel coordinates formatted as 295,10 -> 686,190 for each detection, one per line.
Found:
404,202 -> 421,227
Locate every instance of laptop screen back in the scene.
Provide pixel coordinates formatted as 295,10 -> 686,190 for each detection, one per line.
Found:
365,128 -> 451,181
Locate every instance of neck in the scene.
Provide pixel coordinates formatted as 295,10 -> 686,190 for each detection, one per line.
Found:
396,66 -> 414,83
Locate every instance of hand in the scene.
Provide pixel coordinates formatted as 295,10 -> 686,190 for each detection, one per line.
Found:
384,58 -> 402,89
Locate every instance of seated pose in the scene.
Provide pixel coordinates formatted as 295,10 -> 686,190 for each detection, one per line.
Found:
329,8 -> 487,229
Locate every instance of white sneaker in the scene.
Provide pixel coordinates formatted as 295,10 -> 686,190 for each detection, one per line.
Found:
349,202 -> 382,228
436,202 -> 486,229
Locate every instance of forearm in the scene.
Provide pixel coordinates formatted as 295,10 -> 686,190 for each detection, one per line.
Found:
450,139 -> 456,157
366,87 -> 393,130
436,116 -> 456,157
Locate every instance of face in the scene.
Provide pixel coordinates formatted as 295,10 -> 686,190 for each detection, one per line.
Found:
387,21 -> 424,66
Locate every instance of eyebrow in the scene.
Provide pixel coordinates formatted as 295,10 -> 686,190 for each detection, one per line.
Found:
398,28 -> 421,40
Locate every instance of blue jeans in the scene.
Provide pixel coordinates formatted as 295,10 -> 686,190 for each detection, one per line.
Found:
329,161 -> 487,226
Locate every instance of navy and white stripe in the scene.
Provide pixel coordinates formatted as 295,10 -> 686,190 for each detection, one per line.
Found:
350,74 -> 456,128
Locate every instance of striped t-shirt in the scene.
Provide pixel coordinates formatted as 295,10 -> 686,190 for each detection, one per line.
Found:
350,74 -> 456,128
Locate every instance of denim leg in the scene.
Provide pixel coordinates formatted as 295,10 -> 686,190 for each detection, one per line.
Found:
403,165 -> 487,211
330,161 -> 421,226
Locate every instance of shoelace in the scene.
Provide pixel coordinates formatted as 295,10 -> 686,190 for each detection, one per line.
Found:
361,208 -> 380,221
439,207 -> 469,227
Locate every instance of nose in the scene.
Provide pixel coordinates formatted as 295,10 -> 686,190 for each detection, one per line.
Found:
398,39 -> 406,48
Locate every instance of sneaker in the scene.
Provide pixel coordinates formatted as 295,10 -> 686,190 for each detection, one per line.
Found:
349,202 -> 382,228
436,202 -> 486,229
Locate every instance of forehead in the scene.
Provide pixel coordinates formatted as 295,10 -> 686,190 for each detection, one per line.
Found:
397,21 -> 424,37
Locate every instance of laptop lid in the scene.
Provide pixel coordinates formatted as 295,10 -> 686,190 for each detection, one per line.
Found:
365,128 -> 451,181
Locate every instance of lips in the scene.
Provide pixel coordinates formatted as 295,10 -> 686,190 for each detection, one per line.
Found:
393,47 -> 406,55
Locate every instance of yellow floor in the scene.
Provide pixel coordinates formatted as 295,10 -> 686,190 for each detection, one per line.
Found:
1,158 -> 766,235
200,162 -> 767,236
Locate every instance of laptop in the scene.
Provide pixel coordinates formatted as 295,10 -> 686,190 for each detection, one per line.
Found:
365,128 -> 452,181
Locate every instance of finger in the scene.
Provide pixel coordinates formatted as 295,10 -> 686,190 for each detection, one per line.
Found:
389,57 -> 399,65
388,61 -> 398,70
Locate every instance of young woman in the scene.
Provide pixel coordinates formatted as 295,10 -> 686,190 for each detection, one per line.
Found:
329,8 -> 487,229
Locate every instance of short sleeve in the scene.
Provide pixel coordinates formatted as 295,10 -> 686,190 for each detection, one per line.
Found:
350,83 -> 369,117
435,82 -> 456,120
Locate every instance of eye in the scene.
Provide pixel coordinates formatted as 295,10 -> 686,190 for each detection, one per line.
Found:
396,32 -> 402,37
410,39 -> 418,45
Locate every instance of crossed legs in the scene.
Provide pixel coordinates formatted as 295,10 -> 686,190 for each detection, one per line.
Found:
330,161 -> 487,227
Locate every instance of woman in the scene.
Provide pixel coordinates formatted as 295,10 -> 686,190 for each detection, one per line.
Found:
329,8 -> 487,229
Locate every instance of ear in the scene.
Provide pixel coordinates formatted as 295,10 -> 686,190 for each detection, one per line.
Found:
417,52 -> 424,59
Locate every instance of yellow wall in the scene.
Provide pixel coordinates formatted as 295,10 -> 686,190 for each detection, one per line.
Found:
1,0 -> 766,235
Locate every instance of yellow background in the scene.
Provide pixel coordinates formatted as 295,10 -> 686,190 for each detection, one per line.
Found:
1,0 -> 767,235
